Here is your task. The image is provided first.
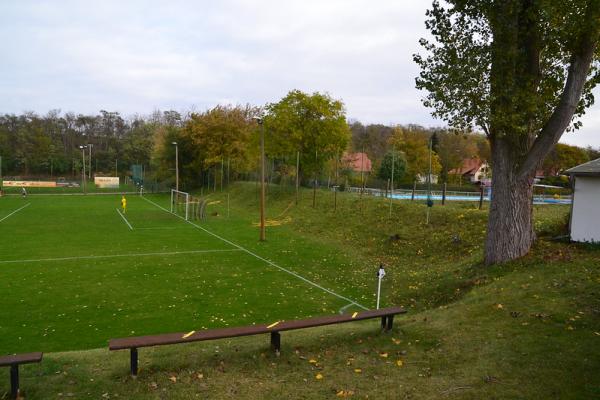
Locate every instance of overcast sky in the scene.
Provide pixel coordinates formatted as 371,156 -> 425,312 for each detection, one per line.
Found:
1,0 -> 598,147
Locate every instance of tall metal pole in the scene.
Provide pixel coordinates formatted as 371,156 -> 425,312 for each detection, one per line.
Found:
172,142 -> 179,192
389,146 -> 395,218
88,144 -> 92,179
426,137 -> 432,224
80,146 -> 86,194
259,120 -> 266,241
295,151 -> 300,205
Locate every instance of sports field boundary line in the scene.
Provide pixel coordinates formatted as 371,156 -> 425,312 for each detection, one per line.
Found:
141,195 -> 369,311
0,249 -> 242,264
0,202 -> 31,223
116,208 -> 134,230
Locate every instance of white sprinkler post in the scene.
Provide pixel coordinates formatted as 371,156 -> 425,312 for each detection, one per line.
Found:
376,264 -> 386,309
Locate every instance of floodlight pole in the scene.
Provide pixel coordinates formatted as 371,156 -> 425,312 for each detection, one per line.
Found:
79,145 -> 87,194
88,144 -> 93,179
389,146 -> 395,218
172,142 -> 179,192
426,137 -> 432,224
257,118 -> 266,242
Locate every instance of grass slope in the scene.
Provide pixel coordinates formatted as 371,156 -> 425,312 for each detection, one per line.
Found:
0,183 -> 598,399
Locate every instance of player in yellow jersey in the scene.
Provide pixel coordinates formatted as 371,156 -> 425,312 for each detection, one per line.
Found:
121,195 -> 127,214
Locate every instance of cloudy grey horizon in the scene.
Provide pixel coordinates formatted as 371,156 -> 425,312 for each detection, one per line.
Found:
1,0 -> 598,148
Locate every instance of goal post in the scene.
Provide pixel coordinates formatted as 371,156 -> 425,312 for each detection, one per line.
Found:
170,189 -> 190,220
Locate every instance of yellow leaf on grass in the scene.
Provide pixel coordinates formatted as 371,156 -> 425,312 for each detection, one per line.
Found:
396,360 -> 403,367
379,352 -> 388,358
495,304 -> 503,309
309,359 -> 318,364
169,376 -> 177,383
392,338 -> 401,345
315,373 -> 323,380
354,368 -> 362,373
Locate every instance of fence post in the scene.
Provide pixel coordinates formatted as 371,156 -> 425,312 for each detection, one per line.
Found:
442,183 -> 447,205
479,186 -> 484,210
411,181 -> 416,201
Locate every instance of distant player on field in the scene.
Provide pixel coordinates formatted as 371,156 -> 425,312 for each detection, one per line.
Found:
21,187 -> 27,197
121,195 -> 127,214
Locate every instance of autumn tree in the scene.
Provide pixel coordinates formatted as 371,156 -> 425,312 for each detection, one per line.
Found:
181,105 -> 258,189
390,127 -> 441,182
415,0 -> 600,264
378,150 -> 407,183
435,131 -> 478,182
264,90 -> 350,205
542,143 -> 590,174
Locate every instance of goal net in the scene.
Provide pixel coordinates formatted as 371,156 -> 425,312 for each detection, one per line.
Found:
171,189 -> 190,220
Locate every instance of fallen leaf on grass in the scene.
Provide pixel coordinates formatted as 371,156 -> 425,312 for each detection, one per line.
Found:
309,359 -> 318,364
169,376 -> 177,383
315,373 -> 323,380
379,352 -> 388,358
336,389 -> 355,397
396,360 -> 403,367
354,368 -> 362,373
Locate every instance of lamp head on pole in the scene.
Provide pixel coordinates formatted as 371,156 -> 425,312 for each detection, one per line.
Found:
253,116 -> 263,125
171,142 -> 177,146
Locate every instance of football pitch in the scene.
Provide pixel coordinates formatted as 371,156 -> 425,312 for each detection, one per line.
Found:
0,193 -> 369,353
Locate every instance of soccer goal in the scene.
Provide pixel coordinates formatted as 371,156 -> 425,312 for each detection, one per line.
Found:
171,189 -> 190,220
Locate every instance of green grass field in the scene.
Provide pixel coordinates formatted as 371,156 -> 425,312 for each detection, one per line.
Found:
0,183 -> 598,399
0,191 -> 368,354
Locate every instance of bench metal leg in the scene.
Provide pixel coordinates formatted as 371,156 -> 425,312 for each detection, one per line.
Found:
10,365 -> 19,400
270,331 -> 281,353
381,316 -> 387,330
130,348 -> 138,377
386,315 -> 394,332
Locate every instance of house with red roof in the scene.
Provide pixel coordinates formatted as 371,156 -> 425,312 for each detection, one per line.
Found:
341,152 -> 372,173
449,158 -> 491,184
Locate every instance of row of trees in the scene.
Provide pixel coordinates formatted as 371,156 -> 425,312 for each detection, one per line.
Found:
0,110 -> 183,178
1,97 -> 597,191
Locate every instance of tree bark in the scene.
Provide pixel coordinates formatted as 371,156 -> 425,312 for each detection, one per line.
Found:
484,138 -> 536,265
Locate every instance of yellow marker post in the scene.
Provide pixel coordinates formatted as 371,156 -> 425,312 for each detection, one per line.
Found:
182,331 -> 195,339
267,321 -> 280,329
351,312 -> 358,319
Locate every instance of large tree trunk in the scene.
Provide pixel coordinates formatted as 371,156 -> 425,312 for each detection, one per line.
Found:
484,139 -> 536,265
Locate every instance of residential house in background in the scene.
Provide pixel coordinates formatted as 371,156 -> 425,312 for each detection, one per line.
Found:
341,152 -> 372,174
449,158 -> 491,185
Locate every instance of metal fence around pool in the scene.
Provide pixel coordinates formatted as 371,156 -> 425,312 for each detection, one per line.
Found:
343,187 -> 572,205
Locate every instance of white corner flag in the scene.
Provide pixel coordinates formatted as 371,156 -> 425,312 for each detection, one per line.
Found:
376,264 -> 386,309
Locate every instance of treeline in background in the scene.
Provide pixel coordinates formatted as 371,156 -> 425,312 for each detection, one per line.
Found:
1,90 -> 598,191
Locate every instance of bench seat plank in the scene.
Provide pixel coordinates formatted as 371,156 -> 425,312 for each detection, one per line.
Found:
0,353 -> 43,367
109,306 -> 405,351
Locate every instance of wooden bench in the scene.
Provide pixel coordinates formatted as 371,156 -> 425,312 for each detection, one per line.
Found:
109,306 -> 405,376
0,352 -> 43,399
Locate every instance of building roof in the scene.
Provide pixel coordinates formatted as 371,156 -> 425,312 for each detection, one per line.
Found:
448,158 -> 483,175
341,152 -> 372,173
565,157 -> 600,176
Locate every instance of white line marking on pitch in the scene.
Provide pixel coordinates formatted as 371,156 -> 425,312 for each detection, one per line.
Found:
338,303 -> 355,314
0,203 -> 31,223
142,195 -> 369,310
135,227 -> 181,230
0,249 -> 242,264
116,208 -> 134,230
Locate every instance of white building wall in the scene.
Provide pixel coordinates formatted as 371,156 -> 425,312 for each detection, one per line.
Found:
571,176 -> 600,242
